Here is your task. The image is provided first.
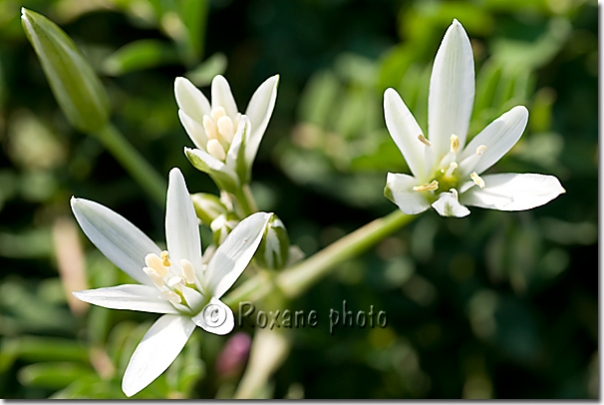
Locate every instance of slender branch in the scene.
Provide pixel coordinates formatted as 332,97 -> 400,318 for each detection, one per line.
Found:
223,209 -> 414,306
94,124 -> 166,206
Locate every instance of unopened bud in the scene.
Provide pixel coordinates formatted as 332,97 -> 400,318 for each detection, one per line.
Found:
255,214 -> 290,270
210,213 -> 239,246
191,193 -> 228,225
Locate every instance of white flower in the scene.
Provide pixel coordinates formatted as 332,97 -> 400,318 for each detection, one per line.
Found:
175,74 -> 279,190
71,168 -> 271,397
384,20 -> 565,218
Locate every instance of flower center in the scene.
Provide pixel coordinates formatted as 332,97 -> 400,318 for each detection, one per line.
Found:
202,106 -> 241,161
143,251 -> 202,308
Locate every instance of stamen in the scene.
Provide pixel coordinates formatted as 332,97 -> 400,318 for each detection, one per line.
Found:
470,172 -> 485,189
203,115 -> 218,140
145,253 -> 168,277
167,276 -> 184,287
413,180 -> 439,192
217,116 -> 234,143
211,106 -> 226,123
450,134 -> 460,153
161,251 -> 171,267
445,162 -> 458,178
476,145 -> 487,155
450,188 -> 459,200
180,259 -> 196,284
161,290 -> 182,304
207,139 -> 226,160
418,134 -> 431,147
143,267 -> 164,288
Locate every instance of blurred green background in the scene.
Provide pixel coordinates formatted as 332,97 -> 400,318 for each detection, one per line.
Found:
0,0 -> 598,399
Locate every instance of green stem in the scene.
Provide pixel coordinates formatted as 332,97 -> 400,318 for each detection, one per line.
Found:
94,124 -> 166,206
224,209 -> 414,306
233,183 -> 258,217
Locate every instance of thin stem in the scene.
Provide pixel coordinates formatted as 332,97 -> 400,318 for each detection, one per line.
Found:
94,124 -> 166,206
224,209 -> 414,306
233,183 -> 258,217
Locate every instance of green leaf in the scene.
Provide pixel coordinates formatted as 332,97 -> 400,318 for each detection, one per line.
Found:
21,8 -> 110,133
18,362 -> 95,389
102,39 -> 179,76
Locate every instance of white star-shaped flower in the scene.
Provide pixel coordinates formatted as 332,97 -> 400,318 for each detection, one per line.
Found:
175,74 -> 279,190
384,20 -> 565,217
71,168 -> 271,396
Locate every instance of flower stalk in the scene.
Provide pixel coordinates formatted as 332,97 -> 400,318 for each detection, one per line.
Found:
223,209 -> 413,306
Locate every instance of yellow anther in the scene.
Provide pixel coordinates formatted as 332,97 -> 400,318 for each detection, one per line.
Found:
418,134 -> 431,147
180,259 -> 196,284
211,106 -> 226,123
217,116 -> 234,143
413,180 -> 439,192
161,251 -> 171,267
143,267 -> 165,288
450,134 -> 460,153
206,139 -> 226,160
203,115 -> 218,140
476,145 -> 487,155
145,253 -> 168,277
470,172 -> 485,189
445,162 -> 458,177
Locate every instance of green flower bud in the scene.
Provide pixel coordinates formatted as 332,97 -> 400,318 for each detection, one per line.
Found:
191,193 -> 228,225
210,213 -> 239,246
255,214 -> 290,270
21,8 -> 110,133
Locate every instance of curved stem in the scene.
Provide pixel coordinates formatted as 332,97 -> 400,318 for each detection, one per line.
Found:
223,209 -> 414,307
94,124 -> 166,206
233,183 -> 258,217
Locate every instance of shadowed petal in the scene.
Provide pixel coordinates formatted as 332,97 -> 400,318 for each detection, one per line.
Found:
178,110 -> 207,150
432,191 -> 471,217
460,173 -> 565,211
71,197 -> 160,286
73,285 -> 178,314
428,19 -> 475,159
385,172 -> 431,215
122,314 -> 195,397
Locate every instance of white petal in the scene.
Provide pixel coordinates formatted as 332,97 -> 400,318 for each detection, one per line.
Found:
166,169 -> 203,274
73,285 -> 178,314
205,212 -> 271,298
226,116 -> 249,173
460,173 -> 565,211
184,147 -> 240,191
174,77 -> 211,123
384,88 -> 426,179
460,106 -> 529,175
431,191 -> 471,217
244,75 -> 279,166
211,75 -> 238,118
122,315 -> 195,397
428,19 -> 475,159
178,110 -> 207,150
191,297 -> 234,335
71,197 -> 160,286
385,172 -> 431,215
181,285 -> 205,311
